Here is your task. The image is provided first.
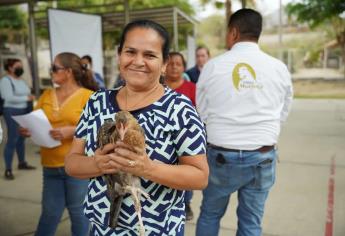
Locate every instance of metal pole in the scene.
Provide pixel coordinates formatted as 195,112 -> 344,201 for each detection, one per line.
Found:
278,0 -> 283,61
323,48 -> 328,68
124,0 -> 129,24
173,8 -> 178,51
241,0 -> 246,8
28,0 -> 40,97
193,24 -> 197,40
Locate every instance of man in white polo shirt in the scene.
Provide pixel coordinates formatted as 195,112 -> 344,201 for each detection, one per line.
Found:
196,8 -> 293,236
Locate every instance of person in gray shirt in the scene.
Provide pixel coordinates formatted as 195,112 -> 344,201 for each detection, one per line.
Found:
0,58 -> 36,180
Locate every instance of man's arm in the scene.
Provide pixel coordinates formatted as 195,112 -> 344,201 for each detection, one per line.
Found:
196,62 -> 214,124
280,67 -> 294,123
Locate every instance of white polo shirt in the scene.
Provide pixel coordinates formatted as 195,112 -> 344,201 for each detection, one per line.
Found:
196,42 -> 293,150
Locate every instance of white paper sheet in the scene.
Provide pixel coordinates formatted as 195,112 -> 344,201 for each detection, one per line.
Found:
12,109 -> 61,148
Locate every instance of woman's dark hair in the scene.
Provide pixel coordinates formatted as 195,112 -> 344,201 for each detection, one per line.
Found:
117,19 -> 170,63
4,58 -> 21,71
56,52 -> 99,91
228,8 -> 262,41
81,55 -> 92,65
168,52 -> 186,69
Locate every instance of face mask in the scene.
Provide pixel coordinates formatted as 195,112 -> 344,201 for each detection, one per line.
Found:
14,67 -> 24,77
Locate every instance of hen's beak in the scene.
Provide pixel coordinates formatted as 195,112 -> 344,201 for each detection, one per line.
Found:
118,123 -> 127,141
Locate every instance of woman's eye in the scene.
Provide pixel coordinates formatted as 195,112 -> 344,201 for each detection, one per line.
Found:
146,54 -> 156,59
125,50 -> 135,55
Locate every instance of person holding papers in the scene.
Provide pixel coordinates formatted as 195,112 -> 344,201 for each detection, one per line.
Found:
20,52 -> 97,236
0,58 -> 36,180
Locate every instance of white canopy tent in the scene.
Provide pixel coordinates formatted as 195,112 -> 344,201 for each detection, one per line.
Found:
0,0 -> 198,95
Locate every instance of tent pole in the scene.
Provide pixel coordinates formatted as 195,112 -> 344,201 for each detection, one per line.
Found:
173,8 -> 178,51
28,0 -> 40,97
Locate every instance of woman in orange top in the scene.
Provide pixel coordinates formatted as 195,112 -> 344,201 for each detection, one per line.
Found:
22,52 -> 98,236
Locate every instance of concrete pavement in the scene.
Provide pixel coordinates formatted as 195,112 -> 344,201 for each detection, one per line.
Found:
0,99 -> 345,236
292,68 -> 344,80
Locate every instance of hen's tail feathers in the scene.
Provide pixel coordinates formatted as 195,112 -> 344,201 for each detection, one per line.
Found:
109,195 -> 124,228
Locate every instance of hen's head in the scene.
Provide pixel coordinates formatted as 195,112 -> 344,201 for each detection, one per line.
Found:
115,111 -> 132,140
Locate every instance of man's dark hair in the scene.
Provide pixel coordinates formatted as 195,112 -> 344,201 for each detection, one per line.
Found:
118,19 -> 170,63
81,55 -> 92,65
227,8 -> 262,41
168,52 -> 186,69
196,46 -> 210,57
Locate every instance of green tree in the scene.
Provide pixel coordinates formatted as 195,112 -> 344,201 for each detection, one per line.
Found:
199,14 -> 227,54
286,0 -> 345,71
200,0 -> 256,23
129,0 -> 194,15
0,6 -> 27,46
34,0 -> 194,48
198,0 -> 256,48
0,6 -> 26,29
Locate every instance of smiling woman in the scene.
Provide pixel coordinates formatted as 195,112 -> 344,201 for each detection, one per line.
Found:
65,19 -> 209,236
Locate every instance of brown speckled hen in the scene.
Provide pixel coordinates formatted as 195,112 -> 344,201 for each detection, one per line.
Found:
97,111 -> 149,235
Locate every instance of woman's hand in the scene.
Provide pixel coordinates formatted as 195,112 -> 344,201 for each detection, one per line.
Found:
49,126 -> 75,140
27,95 -> 35,101
110,141 -> 153,177
94,143 -> 120,175
19,127 -> 31,137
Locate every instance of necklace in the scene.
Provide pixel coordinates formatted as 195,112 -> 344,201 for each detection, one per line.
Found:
125,84 -> 160,111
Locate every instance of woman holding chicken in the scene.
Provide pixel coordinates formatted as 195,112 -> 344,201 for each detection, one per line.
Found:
65,19 -> 209,235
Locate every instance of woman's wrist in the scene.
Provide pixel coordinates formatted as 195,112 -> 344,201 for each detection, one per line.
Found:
92,155 -> 103,176
142,159 -> 156,180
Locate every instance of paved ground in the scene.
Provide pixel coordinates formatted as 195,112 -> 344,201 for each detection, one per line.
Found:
292,68 -> 344,80
0,99 -> 345,236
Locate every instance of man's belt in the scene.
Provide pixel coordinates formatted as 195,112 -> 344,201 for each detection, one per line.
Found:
208,143 -> 275,153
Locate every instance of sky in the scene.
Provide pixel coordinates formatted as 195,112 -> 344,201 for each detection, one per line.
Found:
190,0 -> 295,19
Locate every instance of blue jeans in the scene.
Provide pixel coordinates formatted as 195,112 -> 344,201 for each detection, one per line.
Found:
3,107 -> 27,170
185,190 -> 193,205
196,147 -> 276,236
35,167 -> 90,236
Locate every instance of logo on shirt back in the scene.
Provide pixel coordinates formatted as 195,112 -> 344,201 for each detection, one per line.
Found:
232,63 -> 263,91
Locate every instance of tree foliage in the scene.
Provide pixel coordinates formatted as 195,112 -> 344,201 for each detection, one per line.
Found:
129,0 -> 194,15
198,14 -> 227,54
34,0 -> 194,47
0,6 -> 27,46
286,0 -> 345,28
36,0 -> 194,16
286,0 -> 345,69
199,0 -> 256,17
287,0 -> 345,47
0,0 -> 195,49
0,6 -> 26,30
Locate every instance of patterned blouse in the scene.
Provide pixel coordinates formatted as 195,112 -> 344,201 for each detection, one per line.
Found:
75,87 -> 206,235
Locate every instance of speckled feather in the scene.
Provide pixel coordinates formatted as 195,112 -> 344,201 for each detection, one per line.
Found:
96,111 -> 147,235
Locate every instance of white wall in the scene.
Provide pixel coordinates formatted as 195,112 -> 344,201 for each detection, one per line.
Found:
48,9 -> 103,77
